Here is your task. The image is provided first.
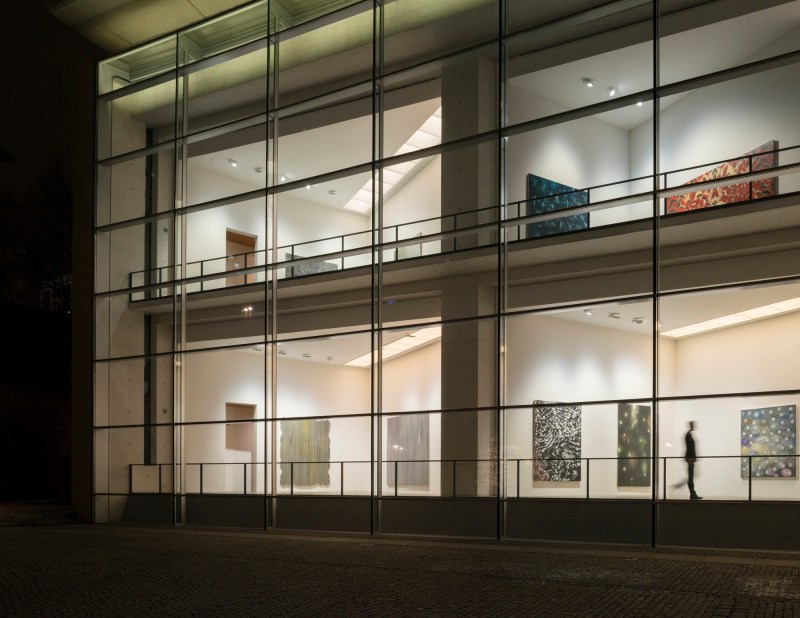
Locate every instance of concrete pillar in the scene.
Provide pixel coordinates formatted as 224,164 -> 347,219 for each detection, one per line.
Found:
439,54 -> 499,497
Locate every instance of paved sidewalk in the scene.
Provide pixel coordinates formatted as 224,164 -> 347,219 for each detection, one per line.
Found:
1,525 -> 800,616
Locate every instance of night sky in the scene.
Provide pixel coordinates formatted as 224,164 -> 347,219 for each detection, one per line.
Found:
0,2 -> 100,200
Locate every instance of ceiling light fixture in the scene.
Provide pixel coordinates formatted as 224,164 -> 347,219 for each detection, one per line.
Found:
608,312 -> 620,319
228,159 -> 238,167
582,78 -> 594,88
280,175 -> 286,182
608,87 -> 616,97
584,309 -> 593,316
305,184 -> 311,190
636,101 -> 643,107
255,167 -> 264,174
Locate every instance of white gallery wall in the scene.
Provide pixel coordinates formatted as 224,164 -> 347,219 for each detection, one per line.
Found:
506,86 -> 631,203
631,28 -> 800,194
381,341 -> 442,496
176,305 -> 799,498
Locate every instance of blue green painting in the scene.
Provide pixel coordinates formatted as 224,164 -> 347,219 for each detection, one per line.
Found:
526,174 -> 589,238
740,405 -> 796,478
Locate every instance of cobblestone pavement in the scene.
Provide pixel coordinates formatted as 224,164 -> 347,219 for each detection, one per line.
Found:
2,525 -> 800,617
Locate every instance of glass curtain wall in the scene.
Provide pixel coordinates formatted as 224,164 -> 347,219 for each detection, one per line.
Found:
94,0 -> 800,528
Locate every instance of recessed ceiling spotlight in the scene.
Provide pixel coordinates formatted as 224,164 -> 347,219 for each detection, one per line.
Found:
584,309 -> 593,316
280,175 -> 286,182
636,101 -> 643,107
228,159 -> 238,167
582,78 -> 594,88
328,189 -> 337,196
305,184 -> 311,190
608,87 -> 616,97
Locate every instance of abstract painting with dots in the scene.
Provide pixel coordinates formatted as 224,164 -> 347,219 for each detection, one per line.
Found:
740,405 -> 796,478
617,404 -> 651,487
532,401 -> 581,482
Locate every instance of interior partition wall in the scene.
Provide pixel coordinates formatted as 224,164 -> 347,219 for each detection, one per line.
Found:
93,0 -> 800,548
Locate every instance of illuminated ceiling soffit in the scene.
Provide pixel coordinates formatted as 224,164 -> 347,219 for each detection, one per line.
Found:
50,0 -> 254,52
106,0 -> 493,119
51,0 -> 491,54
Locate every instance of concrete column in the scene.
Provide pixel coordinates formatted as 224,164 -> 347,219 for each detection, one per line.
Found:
439,54 -> 499,497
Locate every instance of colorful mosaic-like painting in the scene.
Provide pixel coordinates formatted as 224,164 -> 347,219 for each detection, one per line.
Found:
665,140 -> 778,214
617,404 -> 651,487
740,404 -> 796,479
526,175 -> 589,238
533,401 -> 582,482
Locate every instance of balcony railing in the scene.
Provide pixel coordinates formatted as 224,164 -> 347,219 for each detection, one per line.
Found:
125,144 -> 800,302
129,454 -> 800,501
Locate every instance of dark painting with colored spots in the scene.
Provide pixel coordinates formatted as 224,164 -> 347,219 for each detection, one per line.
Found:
741,405 -> 796,478
532,401 -> 581,482
617,404 -> 651,487
526,174 -> 589,239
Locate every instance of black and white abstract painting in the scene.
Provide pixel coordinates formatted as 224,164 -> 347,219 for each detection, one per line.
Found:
532,400 -> 582,482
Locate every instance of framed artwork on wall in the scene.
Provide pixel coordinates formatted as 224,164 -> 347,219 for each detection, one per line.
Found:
740,404 -> 796,478
617,403 -> 651,487
387,414 -> 430,487
526,174 -> 589,239
532,400 -> 582,482
665,140 -> 779,214
279,419 -> 331,487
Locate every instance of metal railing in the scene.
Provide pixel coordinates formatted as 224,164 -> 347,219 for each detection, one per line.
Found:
129,454 -> 800,501
125,144 -> 799,302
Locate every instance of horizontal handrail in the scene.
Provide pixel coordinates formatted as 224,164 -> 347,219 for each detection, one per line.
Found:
129,454 -> 797,502
124,146 -> 799,301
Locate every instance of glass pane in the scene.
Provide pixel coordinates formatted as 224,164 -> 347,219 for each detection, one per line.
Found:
274,176 -> 374,335
381,412 -> 441,496
660,394 -> 800,501
658,64 -> 800,291
277,5 -> 373,105
184,421 -> 266,494
276,332 -> 372,416
505,402 -> 653,499
505,301 -> 654,407
96,148 -> 176,227
384,0 -> 498,73
179,2 -> 269,65
183,347 -> 266,424
380,326 -> 441,414
276,416 -> 371,495
98,36 -> 176,95
180,46 -> 269,138
659,1 -> 800,86
276,85 -> 374,182
506,3 -> 653,125
659,281 -> 800,397
97,79 -> 177,161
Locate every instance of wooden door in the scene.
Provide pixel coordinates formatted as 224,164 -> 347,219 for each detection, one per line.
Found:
225,229 -> 257,287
